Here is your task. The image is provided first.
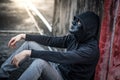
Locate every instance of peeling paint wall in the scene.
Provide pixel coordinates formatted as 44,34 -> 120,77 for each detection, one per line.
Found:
95,0 -> 120,80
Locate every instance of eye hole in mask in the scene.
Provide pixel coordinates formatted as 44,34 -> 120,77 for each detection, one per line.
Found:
73,16 -> 79,22
73,16 -> 82,26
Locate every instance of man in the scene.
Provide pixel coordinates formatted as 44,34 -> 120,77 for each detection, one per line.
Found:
0,11 -> 100,80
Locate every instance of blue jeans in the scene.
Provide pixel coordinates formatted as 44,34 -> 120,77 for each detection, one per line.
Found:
1,41 -> 64,80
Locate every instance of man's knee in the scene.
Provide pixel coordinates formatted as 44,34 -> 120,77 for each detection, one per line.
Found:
32,59 -> 49,69
26,41 -> 45,50
23,41 -> 37,45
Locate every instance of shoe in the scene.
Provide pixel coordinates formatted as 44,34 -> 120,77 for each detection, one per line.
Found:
0,68 -> 9,80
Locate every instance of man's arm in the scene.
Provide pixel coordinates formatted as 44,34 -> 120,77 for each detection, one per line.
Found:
11,42 -> 99,67
8,34 -> 70,48
30,47 -> 99,64
12,48 -> 98,67
25,34 -> 71,48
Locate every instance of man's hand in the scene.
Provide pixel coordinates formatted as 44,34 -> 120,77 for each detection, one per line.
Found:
8,34 -> 26,48
11,50 -> 31,67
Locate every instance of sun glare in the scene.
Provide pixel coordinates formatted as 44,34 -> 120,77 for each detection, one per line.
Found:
10,0 -> 53,32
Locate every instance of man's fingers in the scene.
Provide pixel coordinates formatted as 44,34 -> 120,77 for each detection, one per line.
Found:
16,62 -> 19,68
13,44 -> 16,48
11,40 -> 17,47
8,38 -> 15,47
8,39 -> 17,48
11,57 -> 19,67
11,58 -> 16,64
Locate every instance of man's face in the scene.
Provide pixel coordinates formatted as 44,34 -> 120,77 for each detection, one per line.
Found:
69,16 -> 83,34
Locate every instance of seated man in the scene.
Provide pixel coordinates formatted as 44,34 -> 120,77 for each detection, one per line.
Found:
0,11 -> 100,80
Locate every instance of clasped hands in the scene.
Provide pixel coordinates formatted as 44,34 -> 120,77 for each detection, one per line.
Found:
8,34 -> 31,67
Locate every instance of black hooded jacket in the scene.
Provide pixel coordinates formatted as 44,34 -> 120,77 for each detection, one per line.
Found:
25,11 -> 100,80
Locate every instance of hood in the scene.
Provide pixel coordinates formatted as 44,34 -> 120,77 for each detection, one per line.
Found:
74,11 -> 100,42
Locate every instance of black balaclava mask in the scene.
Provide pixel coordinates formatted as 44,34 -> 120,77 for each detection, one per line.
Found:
69,16 -> 83,35
69,11 -> 99,42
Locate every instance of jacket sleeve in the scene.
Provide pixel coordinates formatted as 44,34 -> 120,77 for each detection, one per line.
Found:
25,34 -> 71,48
30,46 -> 99,64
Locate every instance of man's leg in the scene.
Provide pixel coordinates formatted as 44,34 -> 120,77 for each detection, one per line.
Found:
18,59 -> 64,80
0,41 -> 45,74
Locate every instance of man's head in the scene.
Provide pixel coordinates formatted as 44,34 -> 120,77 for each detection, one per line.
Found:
69,16 -> 83,35
69,11 -> 100,42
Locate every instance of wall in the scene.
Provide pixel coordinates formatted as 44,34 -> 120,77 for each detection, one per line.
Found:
95,0 -> 120,80
52,0 -> 103,36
